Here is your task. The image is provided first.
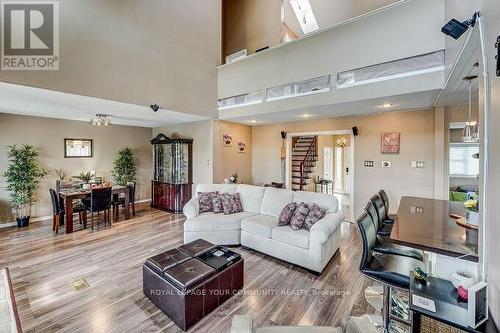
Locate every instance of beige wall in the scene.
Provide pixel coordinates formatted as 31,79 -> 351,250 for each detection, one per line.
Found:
213,120 -> 252,184
153,120 -> 214,194
252,109 -> 437,216
223,0 -> 282,60
0,113 -> 152,223
0,0 -> 221,118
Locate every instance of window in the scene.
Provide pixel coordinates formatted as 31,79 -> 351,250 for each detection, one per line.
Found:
266,75 -> 331,102
323,147 -> 333,180
218,91 -> 264,110
449,143 -> 479,177
337,51 -> 445,89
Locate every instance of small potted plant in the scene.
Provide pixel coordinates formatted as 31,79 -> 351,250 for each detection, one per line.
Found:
3,145 -> 49,227
112,147 -> 137,186
74,171 -> 94,189
228,173 -> 238,184
464,198 -> 479,226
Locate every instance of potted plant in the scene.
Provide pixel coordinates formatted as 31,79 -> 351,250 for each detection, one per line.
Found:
112,147 -> 137,186
3,145 -> 49,227
464,198 -> 479,226
228,172 -> 238,184
74,171 -> 94,189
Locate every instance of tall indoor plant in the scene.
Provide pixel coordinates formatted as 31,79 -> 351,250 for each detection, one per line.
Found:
3,145 -> 48,227
112,147 -> 137,186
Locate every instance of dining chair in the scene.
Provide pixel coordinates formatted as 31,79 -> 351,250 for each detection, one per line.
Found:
112,183 -> 136,221
49,189 -> 86,234
83,187 -> 113,230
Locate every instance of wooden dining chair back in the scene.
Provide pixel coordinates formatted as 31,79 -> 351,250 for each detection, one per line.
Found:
86,187 -> 113,230
49,189 -> 63,234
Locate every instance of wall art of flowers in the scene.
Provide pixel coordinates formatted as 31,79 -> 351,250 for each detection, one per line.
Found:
223,134 -> 233,146
237,141 -> 246,153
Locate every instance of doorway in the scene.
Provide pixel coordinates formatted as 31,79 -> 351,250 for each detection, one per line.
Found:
285,129 -> 355,222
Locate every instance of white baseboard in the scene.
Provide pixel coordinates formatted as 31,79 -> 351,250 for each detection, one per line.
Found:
0,199 -> 152,228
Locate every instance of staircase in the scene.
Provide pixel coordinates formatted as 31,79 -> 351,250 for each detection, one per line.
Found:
291,136 -> 318,191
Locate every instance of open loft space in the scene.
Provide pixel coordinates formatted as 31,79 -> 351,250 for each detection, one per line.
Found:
0,1 -> 499,332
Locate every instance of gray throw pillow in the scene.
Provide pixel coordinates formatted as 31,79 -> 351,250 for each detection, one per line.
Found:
198,191 -> 217,213
278,202 -> 297,226
290,202 -> 310,230
304,204 -> 327,230
221,193 -> 243,215
212,193 -> 224,213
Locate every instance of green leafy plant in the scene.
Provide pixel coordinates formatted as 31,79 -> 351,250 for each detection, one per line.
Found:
73,171 -> 94,184
3,145 -> 49,217
54,168 -> 68,180
112,147 -> 137,186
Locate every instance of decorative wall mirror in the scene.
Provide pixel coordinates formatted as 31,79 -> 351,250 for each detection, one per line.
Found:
64,139 -> 93,158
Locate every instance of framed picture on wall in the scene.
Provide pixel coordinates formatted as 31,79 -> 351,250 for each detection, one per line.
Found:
223,134 -> 233,147
381,132 -> 400,154
238,141 -> 246,153
64,138 -> 93,158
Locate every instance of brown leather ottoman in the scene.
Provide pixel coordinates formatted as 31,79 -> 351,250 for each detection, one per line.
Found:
143,240 -> 244,331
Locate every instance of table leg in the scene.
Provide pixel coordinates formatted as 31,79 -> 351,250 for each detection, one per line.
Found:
124,189 -> 130,220
65,197 -> 74,233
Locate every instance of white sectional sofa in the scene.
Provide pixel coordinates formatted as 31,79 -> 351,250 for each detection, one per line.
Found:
183,184 -> 344,273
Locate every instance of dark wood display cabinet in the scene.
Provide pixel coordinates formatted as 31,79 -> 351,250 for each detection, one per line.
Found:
150,134 -> 193,213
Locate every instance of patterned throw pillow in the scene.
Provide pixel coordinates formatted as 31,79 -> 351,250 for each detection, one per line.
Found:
197,191 -> 217,213
212,193 -> 224,214
278,202 -> 297,226
290,202 -> 310,230
303,204 -> 327,230
221,193 -> 243,215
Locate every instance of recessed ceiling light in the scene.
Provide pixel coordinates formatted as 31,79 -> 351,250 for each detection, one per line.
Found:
380,103 -> 393,108
248,120 -> 257,123
301,113 -> 311,118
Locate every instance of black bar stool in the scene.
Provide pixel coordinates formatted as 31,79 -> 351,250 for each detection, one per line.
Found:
357,212 -> 424,332
365,200 -> 393,236
378,189 -> 396,224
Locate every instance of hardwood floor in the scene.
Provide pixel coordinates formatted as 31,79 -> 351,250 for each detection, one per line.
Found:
0,204 -> 375,333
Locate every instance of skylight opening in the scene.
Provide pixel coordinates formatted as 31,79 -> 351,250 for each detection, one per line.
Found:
289,0 -> 319,34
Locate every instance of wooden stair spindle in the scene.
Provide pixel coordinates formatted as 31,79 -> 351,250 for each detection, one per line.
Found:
292,136 -> 319,191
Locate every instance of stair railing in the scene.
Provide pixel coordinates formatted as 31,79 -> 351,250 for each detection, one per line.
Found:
299,136 -> 317,191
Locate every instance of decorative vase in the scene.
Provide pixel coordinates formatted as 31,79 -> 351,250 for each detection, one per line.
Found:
466,210 -> 479,226
16,216 -> 30,228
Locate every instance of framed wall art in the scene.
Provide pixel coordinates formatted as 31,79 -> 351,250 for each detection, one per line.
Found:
381,132 -> 400,154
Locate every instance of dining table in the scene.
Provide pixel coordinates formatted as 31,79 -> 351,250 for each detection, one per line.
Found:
391,196 -> 479,262
58,185 -> 130,234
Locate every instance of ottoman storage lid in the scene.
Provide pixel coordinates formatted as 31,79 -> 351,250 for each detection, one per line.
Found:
146,249 -> 191,274
163,258 -> 216,291
178,239 -> 216,257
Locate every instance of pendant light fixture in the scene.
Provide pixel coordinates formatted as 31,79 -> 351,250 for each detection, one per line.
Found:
89,114 -> 112,126
462,75 -> 478,143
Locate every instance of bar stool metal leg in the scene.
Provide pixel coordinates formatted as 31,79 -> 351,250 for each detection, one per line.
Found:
382,285 -> 390,333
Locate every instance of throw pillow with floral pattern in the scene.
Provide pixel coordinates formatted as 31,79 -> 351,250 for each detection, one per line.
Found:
212,193 -> 224,214
221,193 -> 243,215
197,191 -> 217,213
278,202 -> 297,226
303,204 -> 327,230
290,202 -> 310,230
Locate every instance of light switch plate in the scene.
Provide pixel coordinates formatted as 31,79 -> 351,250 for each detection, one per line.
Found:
412,161 -> 425,168
364,160 -> 374,167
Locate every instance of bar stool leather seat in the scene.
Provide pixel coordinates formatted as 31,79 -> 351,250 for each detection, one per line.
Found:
358,212 -> 424,289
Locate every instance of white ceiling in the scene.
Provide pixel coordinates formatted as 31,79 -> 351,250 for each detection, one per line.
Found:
225,90 -> 441,126
0,82 -> 209,128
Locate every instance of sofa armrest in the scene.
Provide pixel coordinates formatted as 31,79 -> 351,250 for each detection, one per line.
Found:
183,196 -> 199,219
231,315 -> 253,333
310,211 -> 344,243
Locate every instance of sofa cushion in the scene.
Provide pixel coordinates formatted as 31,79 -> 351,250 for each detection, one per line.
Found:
236,184 -> 266,213
260,187 -> 294,217
198,191 -> 217,213
241,215 -> 278,238
271,226 -> 310,249
290,203 -> 310,230
293,191 -> 338,213
184,212 -> 256,232
278,202 -> 297,226
222,193 -> 244,215
303,204 -> 327,230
